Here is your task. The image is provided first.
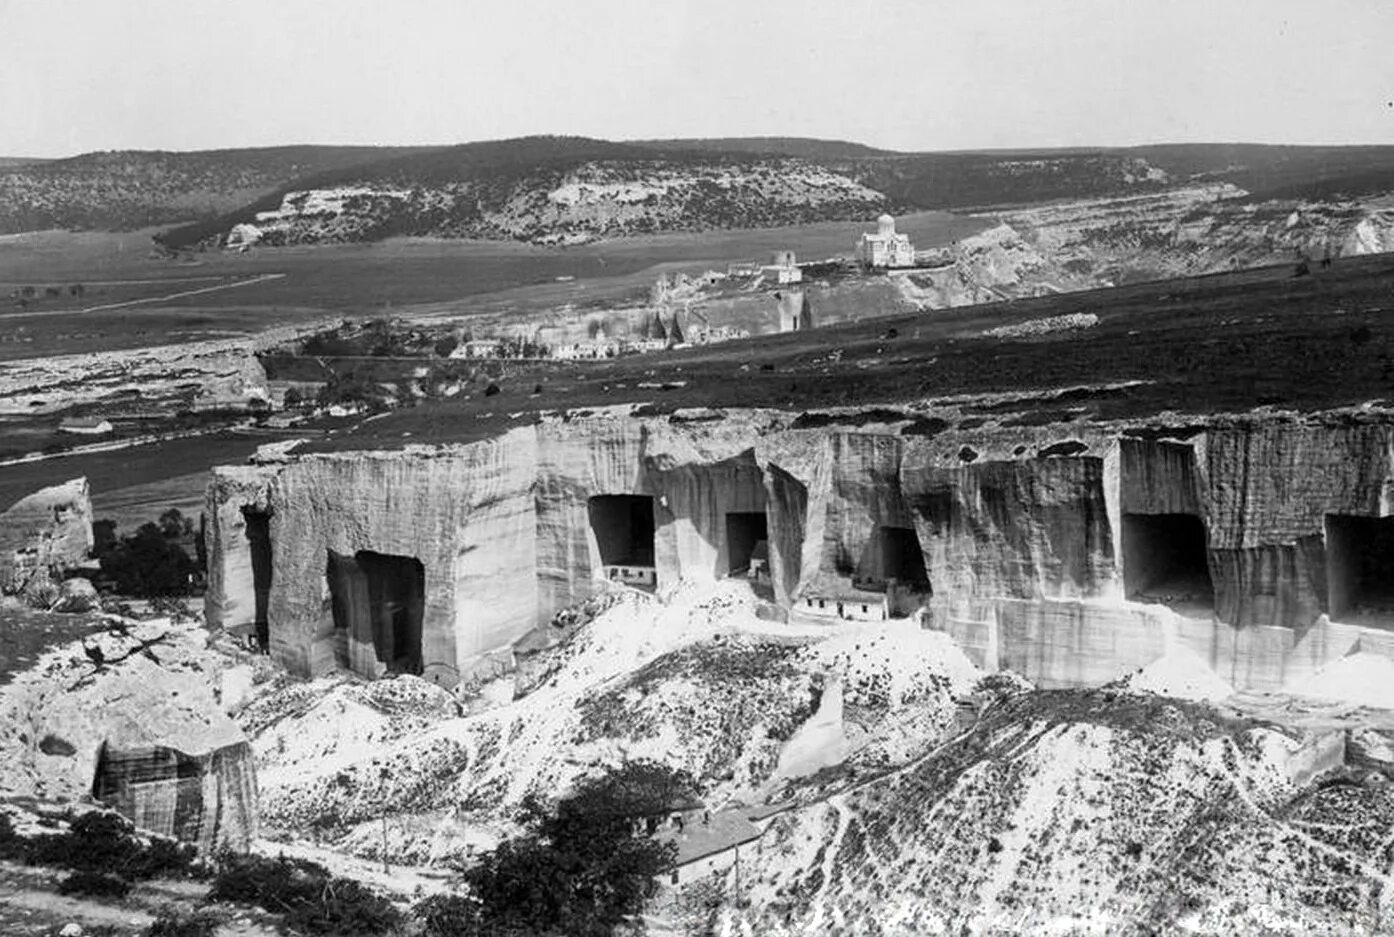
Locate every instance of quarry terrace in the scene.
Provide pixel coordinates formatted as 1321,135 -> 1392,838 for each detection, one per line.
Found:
201,252 -> 1394,696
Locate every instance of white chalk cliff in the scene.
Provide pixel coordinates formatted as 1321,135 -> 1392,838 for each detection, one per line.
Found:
203,409 -> 1394,696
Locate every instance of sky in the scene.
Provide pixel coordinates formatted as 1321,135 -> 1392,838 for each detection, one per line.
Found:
2,0 -> 1393,157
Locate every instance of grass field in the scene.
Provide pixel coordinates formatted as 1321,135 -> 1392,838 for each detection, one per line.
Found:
302,253 -> 1394,452
0,431 -> 264,518
0,212 -> 988,359
6,253 -> 1393,520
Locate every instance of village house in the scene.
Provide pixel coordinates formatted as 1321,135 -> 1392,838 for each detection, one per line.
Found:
553,339 -> 625,360
761,250 -> 802,284
665,808 -> 764,886
797,590 -> 890,622
451,339 -> 505,359
58,415 -> 114,435
855,214 -> 916,269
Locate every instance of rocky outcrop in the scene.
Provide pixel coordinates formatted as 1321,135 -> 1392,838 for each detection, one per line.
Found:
221,159 -> 888,247
725,691 -> 1384,935
999,185 -> 1394,284
0,333 -> 289,420
0,477 -> 92,594
203,408 -> 1394,697
0,621 -> 257,852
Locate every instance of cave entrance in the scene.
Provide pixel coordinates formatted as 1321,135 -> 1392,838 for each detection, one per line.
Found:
326,549 -> 425,675
588,495 -> 657,590
725,512 -> 769,577
1326,514 -> 1394,623
241,508 -> 272,652
854,526 -> 932,617
1122,513 -> 1214,612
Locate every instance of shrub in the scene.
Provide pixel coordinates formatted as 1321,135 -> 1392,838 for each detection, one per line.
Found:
94,510 -> 201,598
208,852 -> 402,936
415,893 -> 485,937
58,870 -> 132,899
20,811 -> 200,880
453,761 -> 685,936
0,812 -> 21,861
145,908 -> 221,937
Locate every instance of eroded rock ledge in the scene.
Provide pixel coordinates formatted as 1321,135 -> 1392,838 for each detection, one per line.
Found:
204,408 -> 1394,693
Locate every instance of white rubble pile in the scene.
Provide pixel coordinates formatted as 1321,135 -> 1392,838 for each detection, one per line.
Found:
1292,652 -> 1394,710
1120,644 -> 1234,703
245,581 -> 983,863
984,312 -> 1100,340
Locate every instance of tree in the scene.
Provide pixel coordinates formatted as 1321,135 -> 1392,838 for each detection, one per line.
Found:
95,510 -> 201,597
443,762 -> 689,937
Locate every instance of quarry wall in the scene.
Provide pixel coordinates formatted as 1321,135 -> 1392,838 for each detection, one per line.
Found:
203,412 -> 1394,692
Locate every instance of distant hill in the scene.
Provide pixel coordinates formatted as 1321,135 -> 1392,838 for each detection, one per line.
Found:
154,135 -> 893,249
0,145 -> 444,234
1126,143 -> 1394,200
631,137 -> 901,160
0,157 -> 50,170
6,136 -> 1394,247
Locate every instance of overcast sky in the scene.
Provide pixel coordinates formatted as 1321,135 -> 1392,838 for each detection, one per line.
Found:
3,0 -> 1393,157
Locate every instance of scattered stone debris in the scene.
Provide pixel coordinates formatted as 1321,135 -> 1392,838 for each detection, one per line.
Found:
984,312 -> 1099,339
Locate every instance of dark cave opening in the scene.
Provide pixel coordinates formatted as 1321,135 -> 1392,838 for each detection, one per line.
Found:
1122,513 -> 1214,609
326,548 -> 425,675
241,508 -> 272,651
1326,514 -> 1394,622
854,526 -> 931,591
588,495 -> 656,567
725,512 -> 769,577
854,526 -> 931,617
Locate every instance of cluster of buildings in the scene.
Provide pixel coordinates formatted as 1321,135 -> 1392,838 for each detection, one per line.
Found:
443,213 -> 914,366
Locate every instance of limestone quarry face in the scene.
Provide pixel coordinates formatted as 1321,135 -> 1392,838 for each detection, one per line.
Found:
204,408 -> 1394,698
0,476 -> 92,595
0,618 -> 257,852
997,184 -> 1394,284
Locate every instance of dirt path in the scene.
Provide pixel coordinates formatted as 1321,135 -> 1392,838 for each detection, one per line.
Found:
2,274 -> 286,319
0,861 -> 282,936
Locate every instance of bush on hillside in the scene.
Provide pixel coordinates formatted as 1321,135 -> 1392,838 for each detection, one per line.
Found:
94,509 -> 202,598
438,761 -> 688,937
18,811 -> 201,880
58,870 -> 133,898
144,907 -> 222,937
207,852 -> 402,936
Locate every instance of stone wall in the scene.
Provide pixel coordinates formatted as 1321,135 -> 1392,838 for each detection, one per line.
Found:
203,412 -> 1394,692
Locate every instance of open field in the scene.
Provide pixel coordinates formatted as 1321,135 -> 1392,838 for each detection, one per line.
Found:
304,252 -> 1394,452
7,254 -> 1393,516
0,213 -> 987,359
0,430 -> 265,517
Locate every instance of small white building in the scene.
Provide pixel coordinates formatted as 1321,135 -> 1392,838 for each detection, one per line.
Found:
761,250 -> 803,285
452,339 -> 505,359
856,214 -> 916,269
661,807 -> 765,887
798,593 -> 889,622
58,416 -> 113,436
604,564 -> 657,589
553,340 -> 624,360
